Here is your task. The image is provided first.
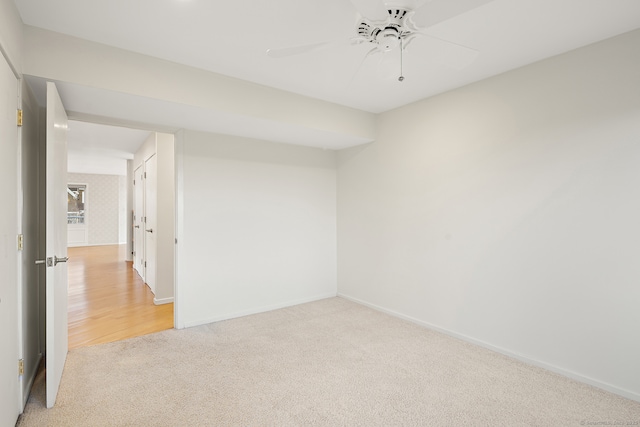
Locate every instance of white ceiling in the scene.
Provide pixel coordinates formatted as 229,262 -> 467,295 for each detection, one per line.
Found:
24,77 -> 153,175
13,0 -> 640,172
67,121 -> 150,176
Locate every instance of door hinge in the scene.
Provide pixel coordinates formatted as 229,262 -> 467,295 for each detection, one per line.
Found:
144,261 -> 147,267
17,234 -> 24,251
18,359 -> 24,376
17,109 -> 23,127
133,179 -> 135,185
144,172 -> 147,178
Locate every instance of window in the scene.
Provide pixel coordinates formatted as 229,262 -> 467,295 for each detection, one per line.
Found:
67,184 -> 86,224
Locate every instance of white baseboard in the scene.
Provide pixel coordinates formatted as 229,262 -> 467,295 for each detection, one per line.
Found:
338,293 -> 640,403
154,297 -> 174,305
179,292 -> 337,329
68,242 -> 88,247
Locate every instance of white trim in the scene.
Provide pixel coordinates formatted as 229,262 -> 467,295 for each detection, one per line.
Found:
173,131 -> 184,329
16,75 -> 25,414
181,292 -> 337,329
337,293 -> 640,403
0,43 -> 20,79
153,297 -> 174,305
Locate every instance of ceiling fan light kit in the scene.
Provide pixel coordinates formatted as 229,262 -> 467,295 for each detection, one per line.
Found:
353,7 -> 419,82
354,8 -> 419,52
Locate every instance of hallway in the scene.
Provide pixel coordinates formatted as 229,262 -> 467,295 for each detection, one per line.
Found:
67,245 -> 173,349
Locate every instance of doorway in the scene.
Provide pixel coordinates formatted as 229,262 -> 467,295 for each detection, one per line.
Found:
12,78 -> 176,415
65,122 -> 175,348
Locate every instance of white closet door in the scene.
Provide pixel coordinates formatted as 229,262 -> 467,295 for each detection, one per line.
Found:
144,154 -> 157,294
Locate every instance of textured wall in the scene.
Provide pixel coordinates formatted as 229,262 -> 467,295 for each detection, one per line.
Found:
68,173 -> 125,246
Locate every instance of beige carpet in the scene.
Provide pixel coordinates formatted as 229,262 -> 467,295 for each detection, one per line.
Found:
17,298 -> 640,426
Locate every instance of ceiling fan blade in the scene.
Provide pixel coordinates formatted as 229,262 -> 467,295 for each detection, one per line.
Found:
385,0 -> 428,11
414,32 -> 479,70
411,0 -> 494,28
266,42 -> 332,59
348,46 -> 380,86
348,0 -> 388,22
376,51 -> 402,80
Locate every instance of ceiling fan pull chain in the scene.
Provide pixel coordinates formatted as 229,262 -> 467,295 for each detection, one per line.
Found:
399,38 -> 405,82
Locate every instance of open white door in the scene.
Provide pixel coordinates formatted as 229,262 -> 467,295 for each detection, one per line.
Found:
0,44 -> 20,427
43,82 -> 69,408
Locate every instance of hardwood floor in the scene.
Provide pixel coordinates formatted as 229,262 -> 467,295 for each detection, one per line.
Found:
67,244 -> 173,350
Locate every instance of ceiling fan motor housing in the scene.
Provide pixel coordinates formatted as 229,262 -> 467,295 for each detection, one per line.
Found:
356,9 -> 417,51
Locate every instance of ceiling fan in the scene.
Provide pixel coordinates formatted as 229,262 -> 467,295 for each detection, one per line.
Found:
266,0 -> 492,81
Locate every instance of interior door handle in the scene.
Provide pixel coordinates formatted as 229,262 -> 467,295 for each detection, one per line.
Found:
54,256 -> 69,265
35,256 -> 69,267
146,228 -> 153,233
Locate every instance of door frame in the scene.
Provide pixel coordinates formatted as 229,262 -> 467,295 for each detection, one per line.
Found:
17,72 -> 45,411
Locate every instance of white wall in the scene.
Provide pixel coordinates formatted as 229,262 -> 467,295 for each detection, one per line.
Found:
67,173 -> 124,246
154,133 -> 174,304
337,28 -> 640,400
0,0 -> 23,74
175,130 -> 337,328
133,132 -> 156,171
